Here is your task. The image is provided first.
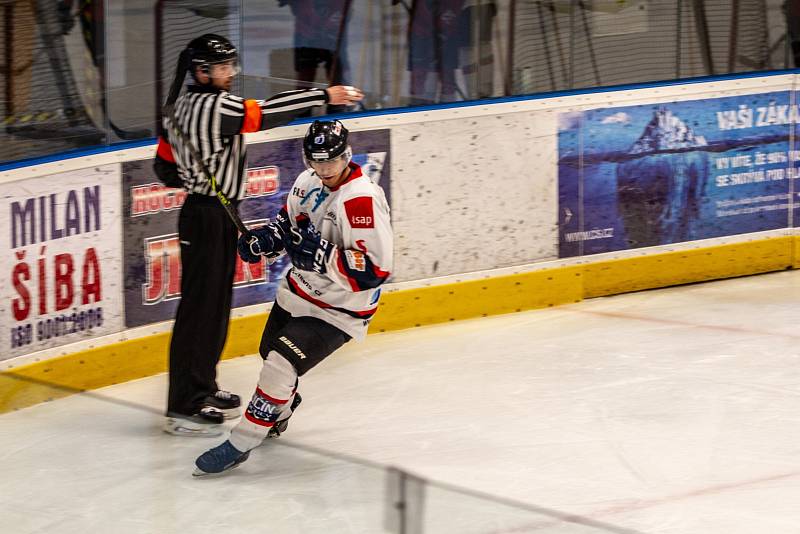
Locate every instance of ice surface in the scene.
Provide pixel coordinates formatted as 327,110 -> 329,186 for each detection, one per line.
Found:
2,271 -> 800,533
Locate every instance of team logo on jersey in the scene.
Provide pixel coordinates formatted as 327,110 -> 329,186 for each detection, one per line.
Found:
369,289 -> 381,305
344,250 -> 366,272
344,196 -> 374,228
299,187 -> 329,212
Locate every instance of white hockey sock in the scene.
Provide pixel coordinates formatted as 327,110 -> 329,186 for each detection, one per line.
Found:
229,351 -> 298,452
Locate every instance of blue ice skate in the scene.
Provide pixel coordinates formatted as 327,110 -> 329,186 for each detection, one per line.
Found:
193,440 -> 250,477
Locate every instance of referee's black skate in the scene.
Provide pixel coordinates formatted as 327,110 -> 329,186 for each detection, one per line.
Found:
203,389 -> 241,419
193,440 -> 250,476
164,406 -> 224,437
267,393 -> 302,438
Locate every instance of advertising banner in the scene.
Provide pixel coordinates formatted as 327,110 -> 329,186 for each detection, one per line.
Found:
558,91 -> 800,257
2,165 -> 124,360
122,129 -> 390,328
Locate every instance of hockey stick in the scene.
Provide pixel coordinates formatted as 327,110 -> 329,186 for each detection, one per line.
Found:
162,104 -> 252,237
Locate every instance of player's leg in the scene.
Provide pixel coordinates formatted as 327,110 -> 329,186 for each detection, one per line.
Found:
194,311 -> 350,475
192,304 -> 294,473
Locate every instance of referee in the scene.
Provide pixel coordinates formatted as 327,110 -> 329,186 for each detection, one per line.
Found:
154,34 -> 363,436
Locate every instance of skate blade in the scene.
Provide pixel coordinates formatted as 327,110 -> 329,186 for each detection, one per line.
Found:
192,467 -> 217,477
192,462 -> 244,477
164,419 -> 223,438
221,408 -> 241,420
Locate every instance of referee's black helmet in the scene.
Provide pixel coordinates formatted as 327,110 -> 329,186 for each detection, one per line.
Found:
186,34 -> 238,75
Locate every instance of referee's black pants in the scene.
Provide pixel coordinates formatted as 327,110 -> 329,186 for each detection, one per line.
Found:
167,194 -> 238,416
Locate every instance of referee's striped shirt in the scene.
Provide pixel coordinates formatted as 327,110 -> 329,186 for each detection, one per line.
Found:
157,86 -> 328,200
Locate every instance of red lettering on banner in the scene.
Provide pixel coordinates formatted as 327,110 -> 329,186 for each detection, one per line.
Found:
167,240 -> 181,297
131,184 -> 187,216
12,247 -> 104,320
143,241 -> 164,303
234,255 -> 267,286
143,236 -> 182,304
143,229 -> 271,304
54,253 -> 74,311
344,197 -> 375,229
81,248 -> 101,304
38,247 -> 46,315
245,167 -> 280,198
12,250 -> 31,321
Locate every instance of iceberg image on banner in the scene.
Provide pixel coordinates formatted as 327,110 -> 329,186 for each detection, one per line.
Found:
617,108 -> 709,247
557,92 -> 798,258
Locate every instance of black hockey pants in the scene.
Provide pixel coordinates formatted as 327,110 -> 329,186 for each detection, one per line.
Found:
167,194 -> 238,416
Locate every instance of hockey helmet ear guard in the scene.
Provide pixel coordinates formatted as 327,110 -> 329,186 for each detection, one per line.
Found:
302,120 -> 352,178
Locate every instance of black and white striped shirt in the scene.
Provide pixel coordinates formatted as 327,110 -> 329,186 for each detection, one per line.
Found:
161,86 -> 328,200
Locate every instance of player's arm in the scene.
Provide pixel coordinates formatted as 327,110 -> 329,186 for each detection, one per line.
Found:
219,86 -> 364,135
236,177 -> 304,264
236,203 -> 291,264
329,195 -> 392,291
284,194 -> 392,291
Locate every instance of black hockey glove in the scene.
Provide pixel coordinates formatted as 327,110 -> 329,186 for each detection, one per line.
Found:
284,226 -> 335,274
237,226 -> 283,264
273,208 -> 292,238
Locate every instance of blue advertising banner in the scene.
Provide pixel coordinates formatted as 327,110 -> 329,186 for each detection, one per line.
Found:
558,92 -> 800,257
122,129 -> 390,328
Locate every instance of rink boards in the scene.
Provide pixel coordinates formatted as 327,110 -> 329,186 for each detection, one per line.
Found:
3,71 -> 800,412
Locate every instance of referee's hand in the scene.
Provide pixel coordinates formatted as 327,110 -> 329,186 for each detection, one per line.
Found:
326,85 -> 365,106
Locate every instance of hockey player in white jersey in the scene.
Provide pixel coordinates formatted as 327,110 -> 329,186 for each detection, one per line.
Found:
194,119 -> 393,475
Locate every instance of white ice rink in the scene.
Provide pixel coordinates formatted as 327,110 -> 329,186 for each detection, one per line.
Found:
2,271 -> 800,534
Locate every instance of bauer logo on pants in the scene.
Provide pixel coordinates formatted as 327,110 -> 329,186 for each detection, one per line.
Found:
279,336 -> 307,359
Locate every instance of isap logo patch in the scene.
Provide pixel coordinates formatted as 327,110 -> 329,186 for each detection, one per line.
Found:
344,196 -> 374,228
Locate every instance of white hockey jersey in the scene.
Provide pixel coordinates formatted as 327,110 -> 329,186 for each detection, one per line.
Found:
275,162 -> 393,340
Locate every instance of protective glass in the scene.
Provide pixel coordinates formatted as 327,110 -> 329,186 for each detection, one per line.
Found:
309,152 -> 349,178
208,60 -> 240,78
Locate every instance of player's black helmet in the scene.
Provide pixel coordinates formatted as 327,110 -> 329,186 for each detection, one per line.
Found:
303,120 -> 349,162
186,34 -> 238,74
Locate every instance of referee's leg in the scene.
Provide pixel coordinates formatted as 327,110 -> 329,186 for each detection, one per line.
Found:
167,198 -> 237,417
